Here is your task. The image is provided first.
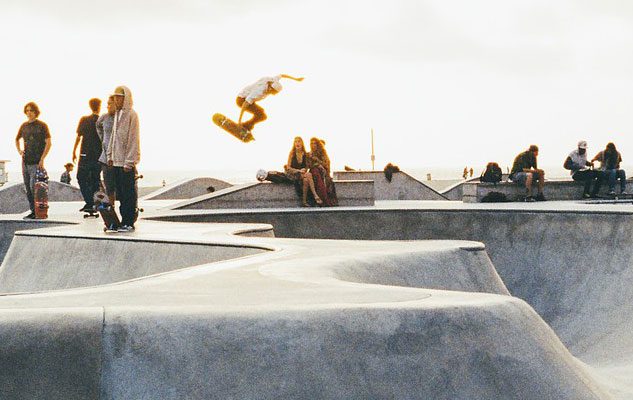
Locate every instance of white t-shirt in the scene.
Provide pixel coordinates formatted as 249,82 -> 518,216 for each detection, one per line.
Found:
568,149 -> 588,175
238,75 -> 282,104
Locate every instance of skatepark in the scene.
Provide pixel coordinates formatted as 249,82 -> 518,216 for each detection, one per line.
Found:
0,176 -> 631,399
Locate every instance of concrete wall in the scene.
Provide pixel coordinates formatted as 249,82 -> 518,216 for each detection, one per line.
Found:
464,178 -> 633,202
333,171 -> 446,200
0,182 -> 82,214
173,180 -> 374,209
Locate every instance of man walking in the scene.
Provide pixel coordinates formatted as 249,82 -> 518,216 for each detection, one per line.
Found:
15,102 -> 52,219
72,98 -> 102,212
107,86 -> 140,232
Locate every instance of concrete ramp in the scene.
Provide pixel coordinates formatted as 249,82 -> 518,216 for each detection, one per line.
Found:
334,170 -> 446,200
0,224 -> 272,293
142,177 -> 233,200
0,182 -> 82,214
172,180 -> 374,209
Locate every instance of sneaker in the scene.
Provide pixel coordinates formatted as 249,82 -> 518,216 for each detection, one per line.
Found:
608,190 -> 616,195
103,224 -> 119,233
534,193 -> 546,202
23,212 -> 36,220
582,193 -> 591,199
524,196 -> 536,202
621,191 -> 628,195
117,225 -> 135,232
79,204 -> 93,212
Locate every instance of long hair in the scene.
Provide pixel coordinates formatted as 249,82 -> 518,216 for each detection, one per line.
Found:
309,137 -> 330,173
288,136 -> 306,162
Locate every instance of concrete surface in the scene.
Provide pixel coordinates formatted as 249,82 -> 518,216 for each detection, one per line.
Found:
0,196 -> 629,398
464,178 -> 633,202
0,182 -> 83,214
172,180 -> 374,209
141,177 -> 233,200
333,170 -> 447,200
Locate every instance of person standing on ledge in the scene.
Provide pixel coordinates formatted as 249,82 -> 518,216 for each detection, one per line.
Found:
107,86 -> 140,232
236,74 -> 304,132
72,98 -> 102,212
509,145 -> 546,202
15,102 -> 52,219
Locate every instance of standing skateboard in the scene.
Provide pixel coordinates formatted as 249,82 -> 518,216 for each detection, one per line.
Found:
94,190 -> 120,232
212,113 -> 255,143
34,168 -> 49,219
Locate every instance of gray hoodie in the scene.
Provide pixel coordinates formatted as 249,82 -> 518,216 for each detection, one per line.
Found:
107,86 -> 140,168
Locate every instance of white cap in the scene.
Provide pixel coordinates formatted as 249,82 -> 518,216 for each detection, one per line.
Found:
578,140 -> 587,149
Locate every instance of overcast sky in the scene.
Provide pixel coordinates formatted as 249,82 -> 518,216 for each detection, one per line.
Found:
2,0 -> 633,177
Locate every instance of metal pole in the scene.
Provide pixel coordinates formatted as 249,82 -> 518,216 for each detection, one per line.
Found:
371,129 -> 375,171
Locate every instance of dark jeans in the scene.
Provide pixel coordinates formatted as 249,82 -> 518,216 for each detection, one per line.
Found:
572,169 -> 601,195
112,166 -> 138,226
101,162 -> 116,196
236,96 -> 267,130
21,161 -> 38,212
77,158 -> 101,207
605,169 -> 626,192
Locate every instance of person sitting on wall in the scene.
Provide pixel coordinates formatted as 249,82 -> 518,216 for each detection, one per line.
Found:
563,140 -> 601,199
509,145 -> 546,202
284,136 -> 322,207
591,142 -> 626,195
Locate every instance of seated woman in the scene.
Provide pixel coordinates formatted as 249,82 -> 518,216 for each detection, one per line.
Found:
285,136 -> 322,206
308,137 -> 338,206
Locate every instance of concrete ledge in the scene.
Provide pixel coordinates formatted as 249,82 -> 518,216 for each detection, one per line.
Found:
333,170 -> 446,200
172,180 -> 374,210
462,178 -> 633,203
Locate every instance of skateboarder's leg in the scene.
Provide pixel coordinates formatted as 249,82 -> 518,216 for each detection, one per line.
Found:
236,97 -> 267,131
21,161 -> 37,213
117,167 -> 138,227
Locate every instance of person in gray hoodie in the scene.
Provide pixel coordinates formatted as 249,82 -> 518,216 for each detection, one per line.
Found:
107,86 -> 140,232
96,95 -> 116,205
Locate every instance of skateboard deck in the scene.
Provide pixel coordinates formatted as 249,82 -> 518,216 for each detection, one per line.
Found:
34,181 -> 49,219
83,209 -> 99,219
212,113 -> 255,143
592,193 -> 633,200
94,191 -> 120,232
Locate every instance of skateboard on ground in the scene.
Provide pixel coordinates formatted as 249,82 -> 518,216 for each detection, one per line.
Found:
83,208 -> 99,219
94,190 -> 120,232
212,113 -> 255,143
34,168 -> 49,219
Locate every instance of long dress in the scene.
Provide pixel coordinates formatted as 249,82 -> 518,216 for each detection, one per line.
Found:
309,155 -> 338,207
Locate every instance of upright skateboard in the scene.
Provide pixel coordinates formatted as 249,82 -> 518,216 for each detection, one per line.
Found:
33,168 -> 49,219
94,190 -> 120,232
212,113 -> 255,143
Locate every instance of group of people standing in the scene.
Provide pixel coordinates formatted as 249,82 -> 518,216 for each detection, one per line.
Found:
508,141 -> 627,201
285,136 -> 337,207
14,85 -> 141,231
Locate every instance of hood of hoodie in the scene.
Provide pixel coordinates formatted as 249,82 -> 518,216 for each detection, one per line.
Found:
114,85 -> 134,110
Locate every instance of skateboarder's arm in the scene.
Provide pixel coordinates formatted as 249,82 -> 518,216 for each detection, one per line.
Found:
72,135 -> 82,164
39,138 -> 51,169
14,131 -> 23,157
280,74 -> 304,82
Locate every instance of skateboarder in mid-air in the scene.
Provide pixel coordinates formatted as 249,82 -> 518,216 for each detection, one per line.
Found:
236,74 -> 304,132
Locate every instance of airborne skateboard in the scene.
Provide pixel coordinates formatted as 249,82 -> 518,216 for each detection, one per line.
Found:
212,113 -> 255,143
34,168 -> 49,219
94,190 -> 120,232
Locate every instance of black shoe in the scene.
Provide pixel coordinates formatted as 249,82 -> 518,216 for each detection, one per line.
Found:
23,212 -> 36,219
582,193 -> 591,199
534,193 -> 546,202
79,204 -> 92,212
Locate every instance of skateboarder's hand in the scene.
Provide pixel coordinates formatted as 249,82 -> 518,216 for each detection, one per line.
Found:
72,154 -> 77,164
108,160 -> 113,167
123,165 -> 133,173
38,159 -> 44,169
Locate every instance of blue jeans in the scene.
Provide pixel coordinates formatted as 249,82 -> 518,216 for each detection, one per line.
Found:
605,169 -> 626,192
21,161 -> 38,213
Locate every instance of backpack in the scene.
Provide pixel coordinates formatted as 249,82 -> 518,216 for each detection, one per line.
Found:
480,191 -> 508,203
480,162 -> 502,184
